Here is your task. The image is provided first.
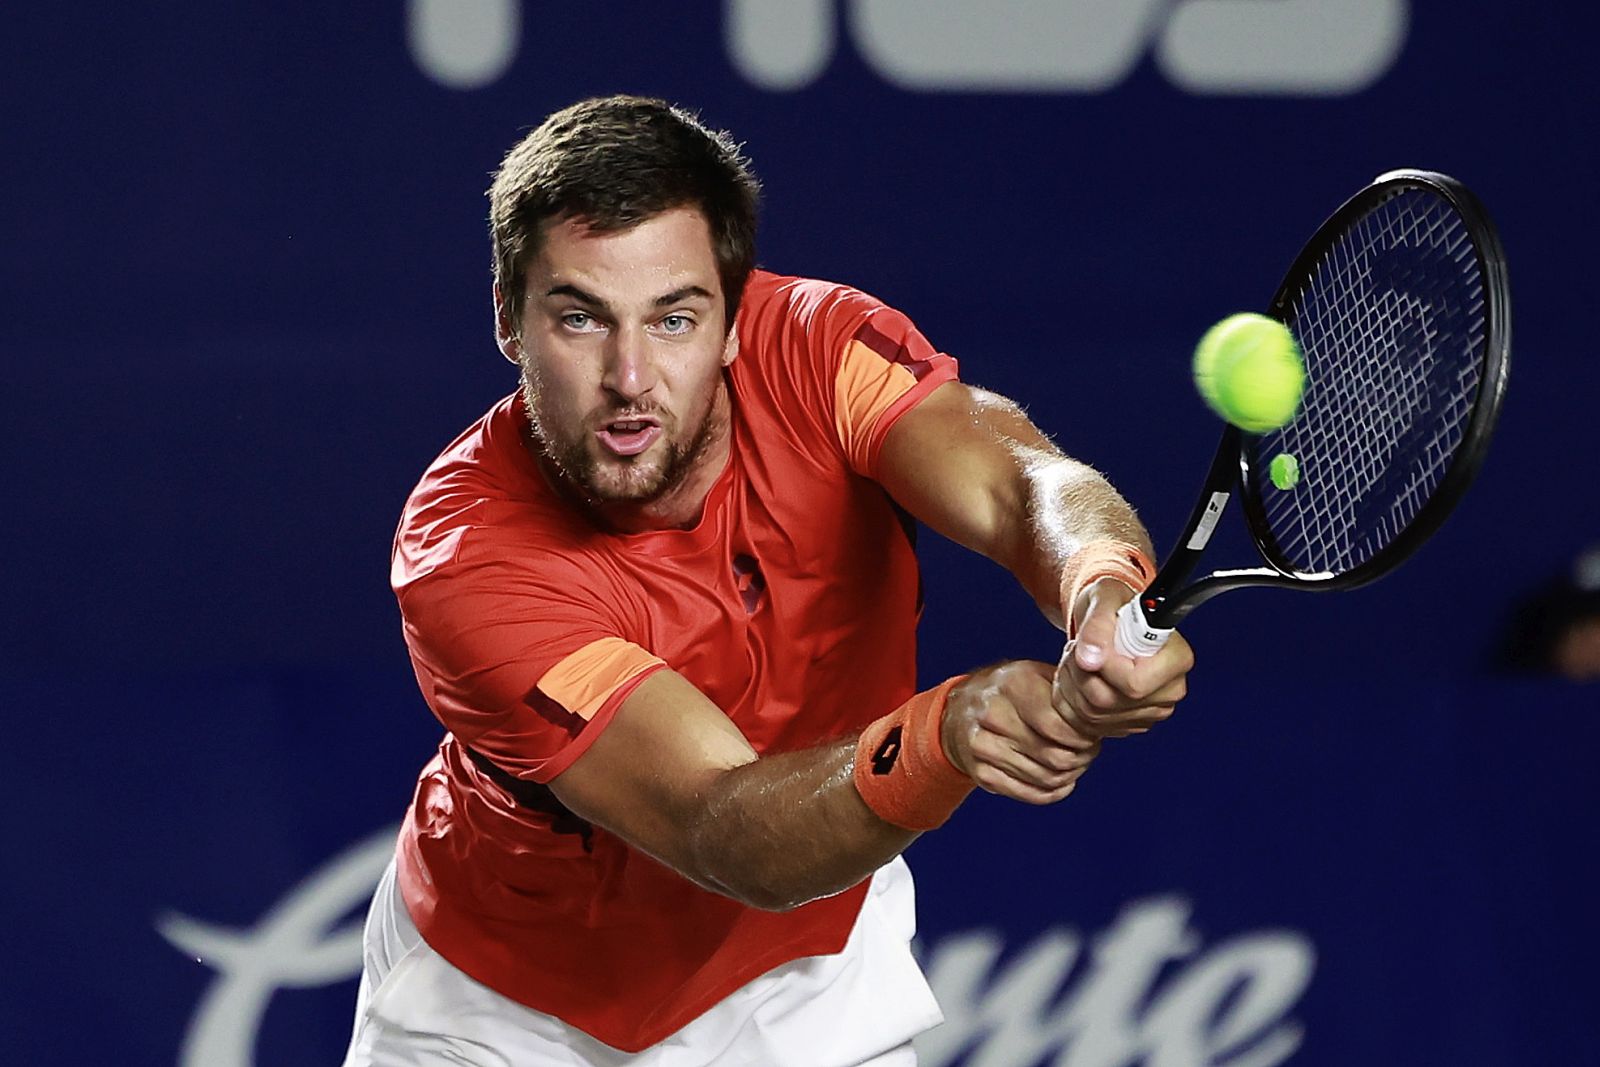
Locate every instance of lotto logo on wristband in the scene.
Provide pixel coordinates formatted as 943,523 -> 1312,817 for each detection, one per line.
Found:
871,726 -> 903,774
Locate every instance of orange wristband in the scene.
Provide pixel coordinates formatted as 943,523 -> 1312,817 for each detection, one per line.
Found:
1059,539 -> 1157,639
853,676 -> 973,831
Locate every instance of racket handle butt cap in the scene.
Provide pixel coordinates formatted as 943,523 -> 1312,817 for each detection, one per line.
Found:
1114,598 -> 1173,658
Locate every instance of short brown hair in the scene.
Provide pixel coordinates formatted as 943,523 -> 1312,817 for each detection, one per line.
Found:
489,95 -> 762,334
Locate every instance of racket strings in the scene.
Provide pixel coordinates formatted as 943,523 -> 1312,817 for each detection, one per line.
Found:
1252,189 -> 1487,576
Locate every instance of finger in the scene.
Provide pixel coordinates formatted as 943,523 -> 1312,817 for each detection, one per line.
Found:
983,660 -> 1098,746
1075,630 -> 1195,705
1053,621 -> 1188,739
1070,668 -> 1188,716
970,761 -> 1087,806
1054,652 -> 1144,721
969,729 -> 1092,792
1084,703 -> 1178,738
1057,702 -> 1167,739
1131,625 -> 1194,677
944,659 -> 1062,777
970,694 -> 1098,770
988,681 -> 1100,752
974,718 -> 1100,774
1052,669 -> 1182,738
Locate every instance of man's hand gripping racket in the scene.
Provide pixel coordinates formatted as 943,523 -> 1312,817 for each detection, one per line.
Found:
1114,169 -> 1512,657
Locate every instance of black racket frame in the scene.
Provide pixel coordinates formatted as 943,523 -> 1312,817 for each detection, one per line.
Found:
1138,169 -> 1512,629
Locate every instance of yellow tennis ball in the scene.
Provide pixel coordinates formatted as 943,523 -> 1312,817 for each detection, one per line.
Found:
1192,313 -> 1305,433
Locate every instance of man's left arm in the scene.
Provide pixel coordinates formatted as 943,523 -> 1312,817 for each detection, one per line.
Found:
875,380 -> 1194,741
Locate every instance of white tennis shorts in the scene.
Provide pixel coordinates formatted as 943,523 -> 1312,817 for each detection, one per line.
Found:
342,855 -> 942,1066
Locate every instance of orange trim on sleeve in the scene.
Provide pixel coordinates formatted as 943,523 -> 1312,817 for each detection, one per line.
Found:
536,637 -> 667,721
857,360 -> 958,482
836,338 -> 939,476
534,664 -> 665,782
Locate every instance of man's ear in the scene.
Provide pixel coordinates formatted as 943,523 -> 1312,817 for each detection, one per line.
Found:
494,284 -> 519,364
721,328 -> 740,367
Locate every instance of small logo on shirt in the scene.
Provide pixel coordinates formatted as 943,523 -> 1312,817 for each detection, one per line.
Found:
732,552 -> 767,614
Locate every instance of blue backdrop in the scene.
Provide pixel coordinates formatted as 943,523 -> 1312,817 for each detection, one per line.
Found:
6,3 -> 1597,1064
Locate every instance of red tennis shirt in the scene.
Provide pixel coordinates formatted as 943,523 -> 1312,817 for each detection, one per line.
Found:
390,269 -> 959,1051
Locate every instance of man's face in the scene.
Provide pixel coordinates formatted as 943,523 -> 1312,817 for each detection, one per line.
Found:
503,206 -> 736,512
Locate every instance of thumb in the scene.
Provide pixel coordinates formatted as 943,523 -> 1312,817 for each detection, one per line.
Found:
1073,579 -> 1135,671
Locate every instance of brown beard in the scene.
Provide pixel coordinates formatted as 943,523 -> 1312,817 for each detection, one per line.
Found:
519,372 -> 726,508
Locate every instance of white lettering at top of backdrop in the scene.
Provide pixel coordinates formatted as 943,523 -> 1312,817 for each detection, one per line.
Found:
407,0 -> 1408,96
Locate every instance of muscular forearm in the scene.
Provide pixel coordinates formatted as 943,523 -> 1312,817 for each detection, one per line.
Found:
680,739 -> 917,912
997,444 -> 1154,629
879,385 -> 1152,630
549,670 -> 934,913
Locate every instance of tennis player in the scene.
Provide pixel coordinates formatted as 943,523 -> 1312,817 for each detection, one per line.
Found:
343,95 -> 1193,1066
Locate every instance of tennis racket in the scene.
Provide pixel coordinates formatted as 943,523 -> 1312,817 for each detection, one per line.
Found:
1114,168 -> 1511,657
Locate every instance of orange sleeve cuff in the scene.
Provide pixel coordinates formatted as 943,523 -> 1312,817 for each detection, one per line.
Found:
833,336 -> 959,478
538,637 -> 667,721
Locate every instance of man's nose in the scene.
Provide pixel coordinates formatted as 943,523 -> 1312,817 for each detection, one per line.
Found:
603,326 -> 656,401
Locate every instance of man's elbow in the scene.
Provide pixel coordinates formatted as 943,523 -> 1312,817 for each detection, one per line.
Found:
725,877 -> 853,913
685,850 -> 856,913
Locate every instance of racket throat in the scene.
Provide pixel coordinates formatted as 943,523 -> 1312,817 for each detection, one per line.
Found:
1142,431 -> 1244,626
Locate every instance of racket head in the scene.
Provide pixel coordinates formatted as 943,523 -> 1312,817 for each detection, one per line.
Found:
1236,169 -> 1512,590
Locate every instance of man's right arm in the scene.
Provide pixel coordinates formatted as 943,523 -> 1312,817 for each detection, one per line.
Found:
546,661 -> 1097,911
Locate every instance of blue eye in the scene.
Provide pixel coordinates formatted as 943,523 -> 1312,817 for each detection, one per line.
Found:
561,312 -> 594,330
659,314 -> 693,335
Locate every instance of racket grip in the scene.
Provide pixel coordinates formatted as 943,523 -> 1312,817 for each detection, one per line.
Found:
1114,597 -> 1172,659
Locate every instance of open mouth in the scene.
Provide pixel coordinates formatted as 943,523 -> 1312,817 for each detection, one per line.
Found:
595,418 -> 663,457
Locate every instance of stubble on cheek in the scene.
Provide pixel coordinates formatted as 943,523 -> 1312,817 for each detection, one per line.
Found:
515,345 -> 731,508
516,365 -> 682,504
